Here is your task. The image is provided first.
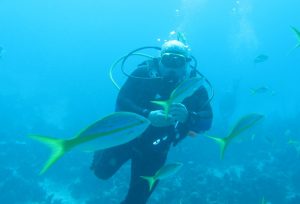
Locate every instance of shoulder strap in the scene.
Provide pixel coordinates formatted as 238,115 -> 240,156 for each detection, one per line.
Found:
141,58 -> 160,78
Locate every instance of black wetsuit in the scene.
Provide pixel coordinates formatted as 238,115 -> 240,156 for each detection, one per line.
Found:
91,59 -> 213,204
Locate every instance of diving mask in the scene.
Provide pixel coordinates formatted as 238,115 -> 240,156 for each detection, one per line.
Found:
160,53 -> 190,68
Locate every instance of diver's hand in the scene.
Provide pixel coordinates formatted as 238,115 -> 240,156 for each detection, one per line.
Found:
169,103 -> 188,123
148,110 -> 175,127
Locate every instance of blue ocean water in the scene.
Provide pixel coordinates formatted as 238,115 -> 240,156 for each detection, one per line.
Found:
0,0 -> 299,203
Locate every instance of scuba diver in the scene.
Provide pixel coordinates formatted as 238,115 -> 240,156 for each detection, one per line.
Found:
91,39 -> 213,204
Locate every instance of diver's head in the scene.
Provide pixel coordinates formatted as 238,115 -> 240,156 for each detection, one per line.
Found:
159,40 -> 191,82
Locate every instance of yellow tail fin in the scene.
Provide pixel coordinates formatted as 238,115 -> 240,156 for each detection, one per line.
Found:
29,135 -> 68,175
206,135 -> 229,160
140,176 -> 156,191
151,100 -> 171,117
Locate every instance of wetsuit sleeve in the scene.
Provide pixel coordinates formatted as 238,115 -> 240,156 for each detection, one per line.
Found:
173,86 -> 213,146
115,67 -> 151,118
185,87 -> 213,133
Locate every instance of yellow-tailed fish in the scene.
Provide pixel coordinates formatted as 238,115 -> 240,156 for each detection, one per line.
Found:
206,113 -> 264,159
254,54 -> 269,64
250,86 -> 275,95
288,139 -> 300,156
288,26 -> 300,55
29,112 -> 150,175
140,162 -> 183,191
151,77 -> 204,116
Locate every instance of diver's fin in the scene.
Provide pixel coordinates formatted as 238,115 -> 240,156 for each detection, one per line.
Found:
29,134 -> 68,175
151,100 -> 171,116
206,135 -> 229,160
140,176 -> 156,191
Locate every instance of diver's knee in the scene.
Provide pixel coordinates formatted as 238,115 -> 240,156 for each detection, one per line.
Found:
92,160 -> 118,180
91,155 -> 120,180
93,168 -> 113,180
